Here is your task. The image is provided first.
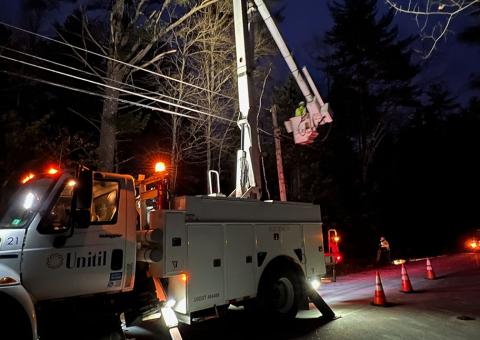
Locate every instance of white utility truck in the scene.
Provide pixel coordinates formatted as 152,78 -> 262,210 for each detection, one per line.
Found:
0,1 -> 334,339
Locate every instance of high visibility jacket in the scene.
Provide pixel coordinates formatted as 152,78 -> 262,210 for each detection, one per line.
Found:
380,239 -> 390,250
295,106 -> 306,117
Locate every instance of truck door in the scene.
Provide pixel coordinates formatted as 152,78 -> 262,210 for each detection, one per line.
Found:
21,175 -> 132,301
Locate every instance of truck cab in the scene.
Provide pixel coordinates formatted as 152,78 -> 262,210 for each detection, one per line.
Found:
0,168 -> 138,339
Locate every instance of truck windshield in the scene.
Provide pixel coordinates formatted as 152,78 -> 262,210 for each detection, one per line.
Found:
0,178 -> 55,229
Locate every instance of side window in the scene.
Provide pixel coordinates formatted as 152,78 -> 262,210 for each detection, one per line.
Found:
91,180 -> 119,224
39,180 -> 75,233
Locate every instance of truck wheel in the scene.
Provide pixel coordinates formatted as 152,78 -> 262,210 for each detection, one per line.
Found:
259,267 -> 303,321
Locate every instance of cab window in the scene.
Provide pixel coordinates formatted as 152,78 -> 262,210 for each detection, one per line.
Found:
39,179 -> 75,233
91,180 -> 119,224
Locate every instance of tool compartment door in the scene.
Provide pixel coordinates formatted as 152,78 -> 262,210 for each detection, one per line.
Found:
187,224 -> 224,313
303,223 -> 326,277
224,224 -> 255,300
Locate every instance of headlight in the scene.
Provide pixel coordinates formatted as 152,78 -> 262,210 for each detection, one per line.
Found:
310,278 -> 321,290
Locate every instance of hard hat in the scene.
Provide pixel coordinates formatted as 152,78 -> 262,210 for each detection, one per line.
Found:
299,101 -> 305,106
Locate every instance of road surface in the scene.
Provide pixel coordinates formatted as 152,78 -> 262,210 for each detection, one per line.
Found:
125,253 -> 480,340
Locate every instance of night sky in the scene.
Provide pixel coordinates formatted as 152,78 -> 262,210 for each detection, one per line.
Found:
0,0 -> 478,104
279,0 -> 480,105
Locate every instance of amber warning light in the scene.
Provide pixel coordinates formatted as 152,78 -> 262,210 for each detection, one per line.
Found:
47,167 -> 59,175
21,173 -> 35,184
155,162 -> 166,173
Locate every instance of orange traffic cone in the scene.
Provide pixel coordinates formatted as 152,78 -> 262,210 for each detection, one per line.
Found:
373,271 -> 388,306
426,258 -> 436,280
400,263 -> 414,293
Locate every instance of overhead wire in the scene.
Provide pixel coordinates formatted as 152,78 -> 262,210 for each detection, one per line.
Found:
0,53 -> 235,124
0,70 -> 204,121
1,45 -> 213,112
0,20 -> 237,101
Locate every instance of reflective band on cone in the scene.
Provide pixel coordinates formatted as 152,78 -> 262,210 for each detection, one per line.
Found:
373,271 -> 387,306
400,263 -> 414,293
426,258 -> 436,280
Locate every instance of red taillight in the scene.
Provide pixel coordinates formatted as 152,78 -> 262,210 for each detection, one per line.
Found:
335,254 -> 343,263
21,173 -> 35,184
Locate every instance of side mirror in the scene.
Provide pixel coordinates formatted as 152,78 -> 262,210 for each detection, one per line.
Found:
74,169 -> 93,229
76,169 -> 93,210
74,209 -> 91,229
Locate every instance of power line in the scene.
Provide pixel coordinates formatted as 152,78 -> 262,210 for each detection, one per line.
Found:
0,20 -> 237,101
1,45 -> 213,112
0,69 -> 203,121
0,53 -> 235,124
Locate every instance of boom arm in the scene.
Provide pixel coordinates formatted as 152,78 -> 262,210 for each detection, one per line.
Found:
232,0 -> 262,199
252,0 -> 331,124
232,0 -> 333,198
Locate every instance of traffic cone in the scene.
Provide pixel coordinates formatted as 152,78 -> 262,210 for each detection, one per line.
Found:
400,263 -> 414,293
426,258 -> 436,280
373,271 -> 388,306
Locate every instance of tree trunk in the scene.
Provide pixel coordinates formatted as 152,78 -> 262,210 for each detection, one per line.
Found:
98,65 -> 121,171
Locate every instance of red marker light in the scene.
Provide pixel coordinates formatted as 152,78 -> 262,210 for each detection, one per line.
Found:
21,173 -> 35,184
47,167 -> 59,175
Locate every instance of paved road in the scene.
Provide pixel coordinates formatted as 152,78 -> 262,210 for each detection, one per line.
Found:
125,253 -> 480,340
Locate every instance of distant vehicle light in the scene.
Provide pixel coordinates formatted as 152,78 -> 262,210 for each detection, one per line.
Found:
470,241 -> 478,249
21,173 -> 35,184
155,162 -> 166,173
47,167 -> 59,175
393,259 -> 406,265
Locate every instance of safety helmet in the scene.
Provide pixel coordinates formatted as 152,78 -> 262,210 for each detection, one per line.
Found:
299,101 -> 305,106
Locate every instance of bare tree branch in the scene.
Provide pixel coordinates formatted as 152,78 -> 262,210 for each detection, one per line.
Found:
385,0 -> 480,58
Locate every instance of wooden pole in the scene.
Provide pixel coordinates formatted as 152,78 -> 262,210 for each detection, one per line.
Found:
271,104 -> 287,201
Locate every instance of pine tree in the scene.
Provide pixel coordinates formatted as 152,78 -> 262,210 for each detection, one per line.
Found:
321,0 -> 419,184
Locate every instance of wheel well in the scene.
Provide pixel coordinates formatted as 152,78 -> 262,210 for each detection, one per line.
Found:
0,292 -> 33,339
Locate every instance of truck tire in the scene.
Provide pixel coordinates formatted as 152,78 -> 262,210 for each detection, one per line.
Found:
258,266 -> 303,321
0,295 -> 32,340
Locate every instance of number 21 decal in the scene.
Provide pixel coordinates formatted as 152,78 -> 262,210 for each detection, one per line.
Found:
7,237 -> 19,246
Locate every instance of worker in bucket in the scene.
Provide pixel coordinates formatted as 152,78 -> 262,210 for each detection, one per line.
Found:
295,101 -> 307,117
376,236 -> 391,265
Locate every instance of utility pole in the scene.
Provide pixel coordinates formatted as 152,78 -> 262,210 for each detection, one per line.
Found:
271,104 -> 287,201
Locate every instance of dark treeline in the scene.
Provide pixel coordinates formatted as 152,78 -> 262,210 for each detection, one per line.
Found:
1,0 -> 479,260
263,0 -> 480,260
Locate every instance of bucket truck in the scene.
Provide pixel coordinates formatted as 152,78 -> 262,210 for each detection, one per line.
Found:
0,1 -> 334,339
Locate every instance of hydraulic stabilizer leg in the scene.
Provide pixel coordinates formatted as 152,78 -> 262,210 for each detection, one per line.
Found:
307,287 -> 336,320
